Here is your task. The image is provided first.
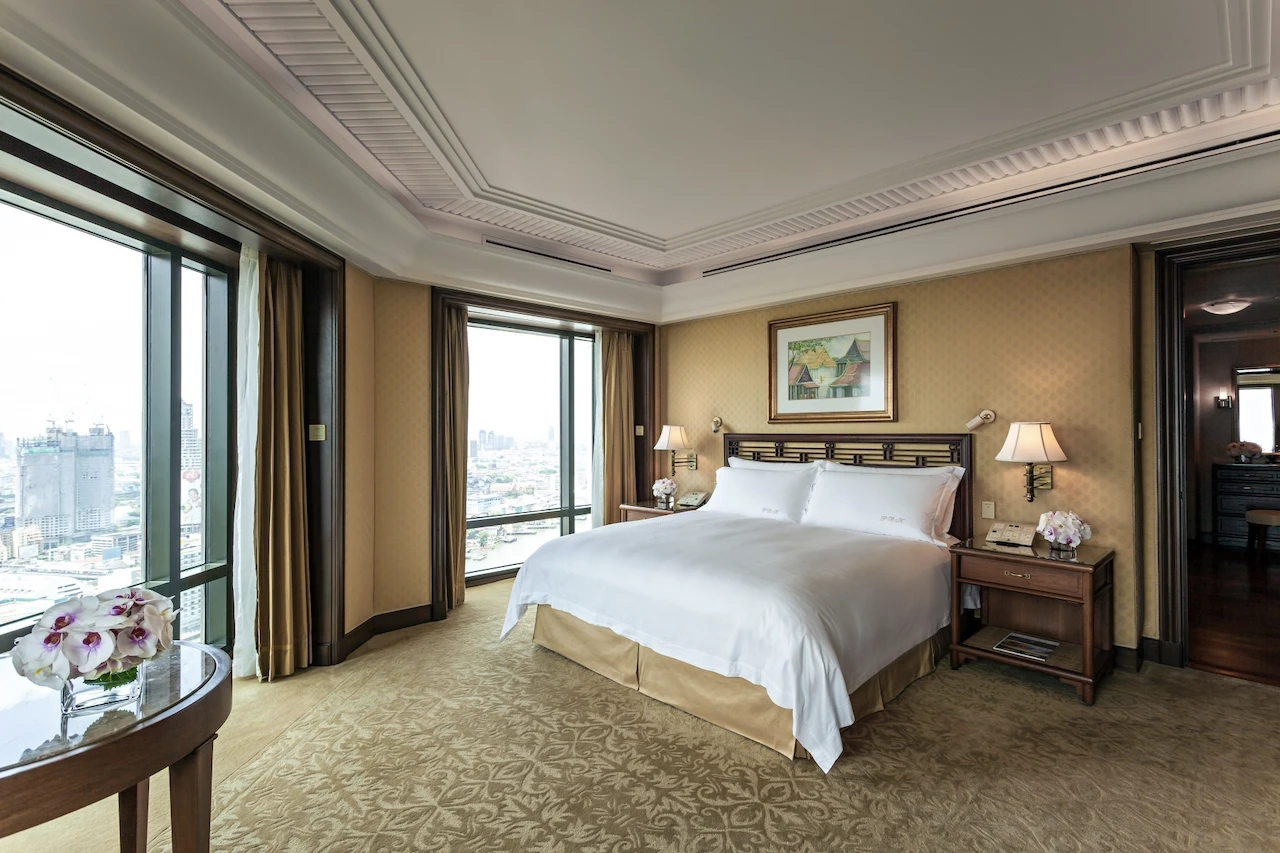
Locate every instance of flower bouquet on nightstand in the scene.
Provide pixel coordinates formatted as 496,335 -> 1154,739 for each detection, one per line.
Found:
652,477 -> 677,510
10,588 -> 175,716
1036,510 -> 1092,557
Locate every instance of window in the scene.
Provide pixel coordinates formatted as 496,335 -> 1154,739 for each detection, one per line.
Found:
1238,386 -> 1276,451
0,200 -> 232,649
465,321 -> 595,575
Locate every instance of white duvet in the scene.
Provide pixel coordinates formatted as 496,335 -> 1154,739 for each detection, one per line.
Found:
500,510 -> 952,772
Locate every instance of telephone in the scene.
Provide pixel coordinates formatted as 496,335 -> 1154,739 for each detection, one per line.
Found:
985,521 -> 1036,547
676,491 -> 711,509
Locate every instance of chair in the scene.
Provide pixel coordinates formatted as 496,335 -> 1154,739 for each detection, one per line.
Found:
1244,509 -> 1280,552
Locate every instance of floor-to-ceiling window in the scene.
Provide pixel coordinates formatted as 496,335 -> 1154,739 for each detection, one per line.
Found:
464,317 -> 596,577
0,200 -> 232,649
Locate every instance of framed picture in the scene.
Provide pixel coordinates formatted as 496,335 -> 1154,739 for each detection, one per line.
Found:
768,302 -> 896,423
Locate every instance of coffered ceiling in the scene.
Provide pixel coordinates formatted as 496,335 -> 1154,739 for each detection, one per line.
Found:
177,0 -> 1280,283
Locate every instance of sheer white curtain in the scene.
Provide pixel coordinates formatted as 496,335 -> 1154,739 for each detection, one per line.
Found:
232,246 -> 261,677
590,330 -> 605,529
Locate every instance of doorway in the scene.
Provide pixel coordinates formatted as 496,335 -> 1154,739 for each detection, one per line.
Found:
1157,234 -> 1280,686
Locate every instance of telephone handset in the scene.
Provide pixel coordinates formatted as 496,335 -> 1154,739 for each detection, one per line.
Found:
985,521 -> 1036,547
676,491 -> 711,509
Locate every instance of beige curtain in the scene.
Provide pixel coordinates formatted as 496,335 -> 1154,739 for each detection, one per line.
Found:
601,331 -> 636,525
440,301 -> 469,610
254,257 -> 311,681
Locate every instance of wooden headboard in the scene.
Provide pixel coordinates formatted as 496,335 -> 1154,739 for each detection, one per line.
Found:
723,433 -> 974,541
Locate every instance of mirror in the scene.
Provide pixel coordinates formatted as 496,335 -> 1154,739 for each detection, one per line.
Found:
1234,366 -> 1280,452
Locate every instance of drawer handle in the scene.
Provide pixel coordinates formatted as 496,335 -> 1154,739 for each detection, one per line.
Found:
1243,486 -> 1253,491
1004,570 -> 1032,580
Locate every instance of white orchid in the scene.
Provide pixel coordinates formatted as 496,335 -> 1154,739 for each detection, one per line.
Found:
9,588 -> 176,691
652,478 -> 677,498
1037,511 -> 1092,548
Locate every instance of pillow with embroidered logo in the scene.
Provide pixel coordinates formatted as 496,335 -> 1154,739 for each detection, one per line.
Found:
801,468 -> 954,545
700,466 -> 818,522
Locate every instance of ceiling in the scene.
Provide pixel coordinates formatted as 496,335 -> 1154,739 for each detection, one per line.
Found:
179,0 -> 1280,283
1185,255 -> 1280,329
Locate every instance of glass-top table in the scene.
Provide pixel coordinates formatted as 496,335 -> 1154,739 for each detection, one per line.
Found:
0,641 -> 231,850
0,642 -> 216,773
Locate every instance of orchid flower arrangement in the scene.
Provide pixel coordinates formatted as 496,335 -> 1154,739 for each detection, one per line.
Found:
1227,441 -> 1263,459
10,588 -> 174,690
1036,511 -> 1092,549
652,478 -> 677,499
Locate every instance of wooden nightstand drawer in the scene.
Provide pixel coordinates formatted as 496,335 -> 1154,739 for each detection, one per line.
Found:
958,555 -> 1081,598
622,506 -> 670,522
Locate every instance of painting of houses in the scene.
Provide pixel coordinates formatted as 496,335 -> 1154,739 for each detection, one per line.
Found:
769,302 -> 896,423
786,334 -> 870,399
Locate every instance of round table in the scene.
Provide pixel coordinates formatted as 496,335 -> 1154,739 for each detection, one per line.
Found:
0,642 -> 232,852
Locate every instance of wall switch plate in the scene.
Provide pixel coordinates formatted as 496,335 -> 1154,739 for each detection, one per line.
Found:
308,424 -> 326,441
981,501 -> 995,519
634,425 -> 644,436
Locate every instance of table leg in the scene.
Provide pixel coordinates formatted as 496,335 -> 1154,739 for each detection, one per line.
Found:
119,777 -> 149,853
169,735 -> 216,853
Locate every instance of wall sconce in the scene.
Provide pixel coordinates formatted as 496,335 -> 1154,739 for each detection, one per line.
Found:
711,417 -> 723,434
965,409 -> 996,431
654,424 -> 697,476
995,422 -> 1067,502
1215,389 -> 1234,409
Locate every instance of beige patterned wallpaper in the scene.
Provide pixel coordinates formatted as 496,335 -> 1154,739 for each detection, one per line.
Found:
661,247 -> 1142,648
372,279 -> 433,615
344,264 -> 376,631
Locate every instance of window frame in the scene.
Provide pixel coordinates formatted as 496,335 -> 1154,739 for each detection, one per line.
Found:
0,205 -> 235,654
464,317 -> 595,580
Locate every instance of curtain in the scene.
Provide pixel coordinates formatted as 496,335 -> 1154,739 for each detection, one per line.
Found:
590,331 -> 605,530
231,247 -> 261,678
600,331 -> 636,525
254,257 -> 311,680
439,301 -> 469,611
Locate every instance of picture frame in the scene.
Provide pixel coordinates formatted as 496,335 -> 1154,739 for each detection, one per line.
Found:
768,302 -> 897,423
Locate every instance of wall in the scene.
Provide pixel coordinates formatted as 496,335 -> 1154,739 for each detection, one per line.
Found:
1191,331 -> 1280,534
344,264 -> 376,631
662,247 -> 1142,648
372,279 -> 433,614
343,267 -> 434,631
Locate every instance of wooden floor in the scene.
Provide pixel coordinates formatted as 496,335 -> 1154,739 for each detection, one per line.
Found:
1188,541 -> 1280,686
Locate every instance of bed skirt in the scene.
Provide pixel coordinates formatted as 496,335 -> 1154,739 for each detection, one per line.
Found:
531,604 -> 947,760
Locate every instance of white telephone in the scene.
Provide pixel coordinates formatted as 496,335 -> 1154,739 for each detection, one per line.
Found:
985,521 -> 1036,547
676,491 -> 711,509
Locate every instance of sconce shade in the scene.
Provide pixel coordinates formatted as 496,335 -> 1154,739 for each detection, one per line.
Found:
995,422 -> 1067,463
654,424 -> 693,452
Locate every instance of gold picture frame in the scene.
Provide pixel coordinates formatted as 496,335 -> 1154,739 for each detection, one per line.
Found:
768,302 -> 897,423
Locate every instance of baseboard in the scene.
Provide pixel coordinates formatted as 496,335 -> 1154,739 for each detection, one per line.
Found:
336,603 -> 437,662
1114,645 -> 1139,672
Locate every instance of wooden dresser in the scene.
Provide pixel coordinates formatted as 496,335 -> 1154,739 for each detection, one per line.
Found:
1213,463 -> 1280,550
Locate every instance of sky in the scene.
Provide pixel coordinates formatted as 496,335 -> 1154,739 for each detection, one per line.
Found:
0,201 -> 206,444
467,325 -> 593,443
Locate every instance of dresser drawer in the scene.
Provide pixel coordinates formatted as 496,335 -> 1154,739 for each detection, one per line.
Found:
1218,494 -> 1280,514
1217,516 -> 1250,537
1217,480 -> 1280,496
1216,467 -> 1280,483
957,555 -> 1082,598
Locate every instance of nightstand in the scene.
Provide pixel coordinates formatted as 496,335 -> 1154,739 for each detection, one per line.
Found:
619,501 -> 692,522
950,539 -> 1116,704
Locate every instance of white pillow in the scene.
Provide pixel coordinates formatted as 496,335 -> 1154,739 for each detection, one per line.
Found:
701,466 -> 818,522
818,461 -> 965,538
801,468 -> 956,545
728,456 -> 823,471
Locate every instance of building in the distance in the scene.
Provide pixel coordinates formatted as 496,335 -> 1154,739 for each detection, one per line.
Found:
0,432 -> 8,458
16,422 -> 115,543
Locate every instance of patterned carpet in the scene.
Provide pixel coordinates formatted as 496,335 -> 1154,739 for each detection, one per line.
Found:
135,580 -> 1280,852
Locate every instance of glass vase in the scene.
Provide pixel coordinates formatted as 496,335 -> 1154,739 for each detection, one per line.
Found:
61,662 -> 144,717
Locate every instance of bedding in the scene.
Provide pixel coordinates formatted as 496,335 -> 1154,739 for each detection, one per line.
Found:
818,461 -> 965,536
728,456 -> 823,471
699,465 -> 818,522
500,510 -> 951,772
802,467 -> 960,546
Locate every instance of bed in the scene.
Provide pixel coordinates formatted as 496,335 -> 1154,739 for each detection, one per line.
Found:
500,433 -> 973,771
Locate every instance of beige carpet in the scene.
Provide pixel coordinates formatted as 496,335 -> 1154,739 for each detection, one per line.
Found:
5,579 -> 1279,852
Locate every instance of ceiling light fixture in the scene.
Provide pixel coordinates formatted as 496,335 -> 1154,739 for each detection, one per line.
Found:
1202,300 -> 1250,315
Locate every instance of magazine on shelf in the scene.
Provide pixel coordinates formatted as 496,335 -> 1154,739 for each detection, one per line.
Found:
992,631 -> 1059,662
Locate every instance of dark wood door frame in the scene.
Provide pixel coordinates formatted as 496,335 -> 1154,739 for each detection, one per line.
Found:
1153,230 -> 1280,667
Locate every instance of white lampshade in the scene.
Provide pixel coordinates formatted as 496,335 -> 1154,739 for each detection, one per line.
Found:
995,422 -> 1067,463
653,424 -> 692,452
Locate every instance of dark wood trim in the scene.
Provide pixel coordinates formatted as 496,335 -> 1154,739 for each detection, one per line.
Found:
1129,247 -> 1145,660
430,287 -> 450,624
1152,228 -> 1280,668
0,65 -> 341,269
723,432 -> 973,541
437,286 -> 653,334
339,604 -> 437,659
303,263 -> 346,667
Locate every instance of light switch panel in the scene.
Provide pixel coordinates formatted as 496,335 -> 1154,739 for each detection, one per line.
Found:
308,424 -> 326,441
981,501 -> 995,519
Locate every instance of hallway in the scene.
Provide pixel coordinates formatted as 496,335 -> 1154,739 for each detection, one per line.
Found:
1188,542 -> 1280,685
